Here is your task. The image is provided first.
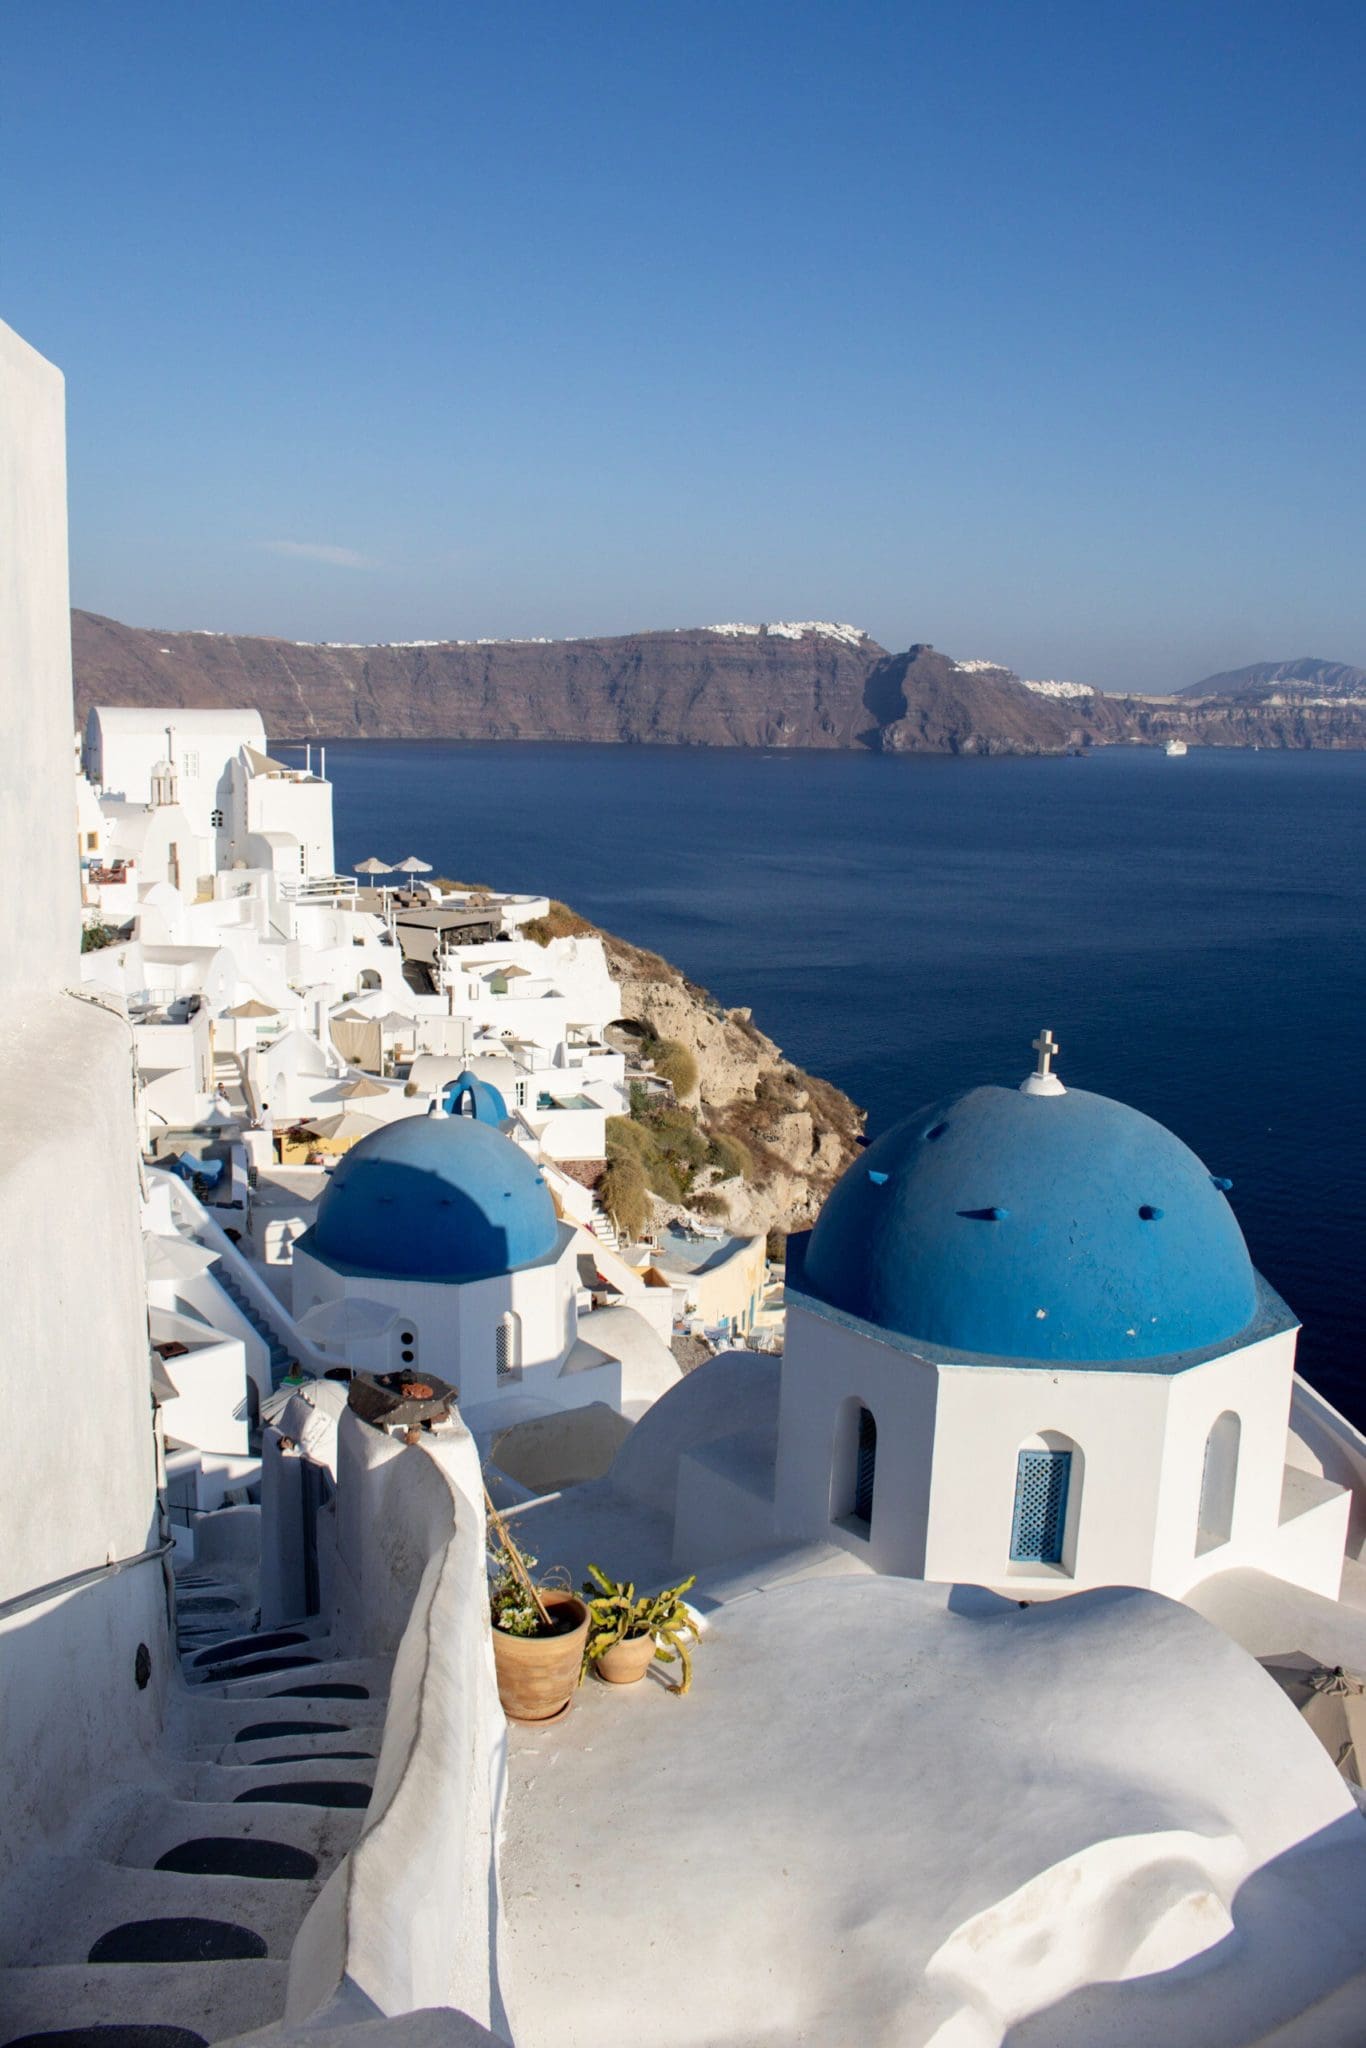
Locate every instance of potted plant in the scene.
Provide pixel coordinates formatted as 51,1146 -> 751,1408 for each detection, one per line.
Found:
485,1490 -> 589,1724
581,1563 -> 700,1692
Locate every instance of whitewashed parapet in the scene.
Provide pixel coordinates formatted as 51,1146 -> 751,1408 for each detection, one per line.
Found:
283,1417 -> 514,2038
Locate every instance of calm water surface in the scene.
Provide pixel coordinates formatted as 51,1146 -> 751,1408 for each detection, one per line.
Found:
312,741 -> 1365,1422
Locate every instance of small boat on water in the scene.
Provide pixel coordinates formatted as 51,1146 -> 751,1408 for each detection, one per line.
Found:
1165,738 -> 1188,757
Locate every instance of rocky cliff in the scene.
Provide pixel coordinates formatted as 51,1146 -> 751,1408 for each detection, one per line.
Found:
530,910 -> 864,1239
70,609 -> 1366,750
1181,657 -> 1366,703
71,611 -> 1087,755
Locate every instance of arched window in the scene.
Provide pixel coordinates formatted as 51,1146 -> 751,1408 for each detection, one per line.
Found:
1010,1436 -> 1077,1567
358,968 -> 381,991
496,1312 -> 521,1381
829,1396 -> 877,1537
1197,1411 -> 1241,1554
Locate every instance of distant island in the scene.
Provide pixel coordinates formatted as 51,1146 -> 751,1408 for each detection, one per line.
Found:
70,610 -> 1366,753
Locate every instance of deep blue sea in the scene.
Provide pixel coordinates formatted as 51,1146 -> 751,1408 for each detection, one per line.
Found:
310,741 -> 1365,1424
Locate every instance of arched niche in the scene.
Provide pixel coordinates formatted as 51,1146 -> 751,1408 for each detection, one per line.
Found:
1196,1410 -> 1241,1555
496,1310 -> 523,1382
829,1394 -> 878,1539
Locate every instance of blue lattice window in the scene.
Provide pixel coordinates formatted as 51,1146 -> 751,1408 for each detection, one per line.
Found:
853,1408 -> 877,1525
1010,1449 -> 1071,1564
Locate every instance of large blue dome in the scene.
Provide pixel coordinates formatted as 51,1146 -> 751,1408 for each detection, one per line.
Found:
305,1114 -> 559,1282
800,1084 -> 1260,1363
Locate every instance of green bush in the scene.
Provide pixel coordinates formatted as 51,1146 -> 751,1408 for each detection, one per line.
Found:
80,920 -> 115,953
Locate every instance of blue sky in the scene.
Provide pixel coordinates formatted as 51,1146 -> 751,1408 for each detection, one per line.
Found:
3,0 -> 1364,690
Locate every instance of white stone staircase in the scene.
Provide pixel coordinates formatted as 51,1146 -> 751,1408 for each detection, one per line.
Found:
0,1555 -> 393,2046
588,1197 -> 620,1252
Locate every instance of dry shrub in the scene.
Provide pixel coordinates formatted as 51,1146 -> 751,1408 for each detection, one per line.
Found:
599,1153 -> 650,1238
652,1039 -> 699,1098
522,899 -> 596,947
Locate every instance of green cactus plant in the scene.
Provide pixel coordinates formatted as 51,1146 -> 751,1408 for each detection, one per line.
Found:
581,1563 -> 700,1694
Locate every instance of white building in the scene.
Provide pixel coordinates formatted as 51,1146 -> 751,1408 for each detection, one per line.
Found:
289,1089 -> 678,1437
83,705 -> 335,880
8,318 -> 1366,2046
772,1039 -> 1349,1599
619,1036 -> 1354,1618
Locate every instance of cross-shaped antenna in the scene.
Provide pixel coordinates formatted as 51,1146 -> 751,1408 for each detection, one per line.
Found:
1031,1028 -> 1060,1078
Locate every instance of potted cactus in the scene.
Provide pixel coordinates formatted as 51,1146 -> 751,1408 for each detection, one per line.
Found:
485,1491 -> 588,1724
581,1563 -> 700,1692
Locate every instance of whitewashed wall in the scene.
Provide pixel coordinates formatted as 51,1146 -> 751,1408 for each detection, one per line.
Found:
0,321 -> 168,1885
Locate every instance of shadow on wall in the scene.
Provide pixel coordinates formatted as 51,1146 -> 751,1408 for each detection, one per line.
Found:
0,1549 -> 170,1893
987,1810 -> 1366,2048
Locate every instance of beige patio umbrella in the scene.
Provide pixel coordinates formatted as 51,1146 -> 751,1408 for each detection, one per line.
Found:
226,997 -> 278,1018
337,1074 -> 388,1099
303,1109 -> 382,1154
1264,1657 -> 1366,1786
354,856 -> 394,882
395,856 -> 433,886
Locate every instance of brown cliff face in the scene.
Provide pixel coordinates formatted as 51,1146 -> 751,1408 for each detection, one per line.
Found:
72,613 -> 898,748
70,612 -> 1084,754
869,647 -> 1080,755
70,609 -> 1366,750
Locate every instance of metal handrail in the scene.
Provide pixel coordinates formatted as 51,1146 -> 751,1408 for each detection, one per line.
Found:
0,1538 -> 174,1624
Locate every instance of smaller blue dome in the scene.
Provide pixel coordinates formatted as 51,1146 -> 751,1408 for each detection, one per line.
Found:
442,1069 -> 509,1125
305,1114 -> 558,1281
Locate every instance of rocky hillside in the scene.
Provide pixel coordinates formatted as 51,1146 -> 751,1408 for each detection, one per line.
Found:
527,905 -> 864,1239
70,611 -> 1088,755
1181,657 -> 1366,704
865,646 -> 1083,755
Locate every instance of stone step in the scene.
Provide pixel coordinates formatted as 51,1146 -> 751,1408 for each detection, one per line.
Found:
174,1695 -> 372,1746
182,1651 -> 323,1689
112,1794 -> 366,1875
0,1857 -> 317,1968
187,1657 -> 391,1703
179,1754 -> 377,1806
0,1958 -> 290,2046
199,1728 -> 382,1768
180,1630 -> 316,1676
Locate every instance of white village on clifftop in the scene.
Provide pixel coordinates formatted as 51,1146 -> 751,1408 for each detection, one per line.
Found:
8,317 -> 1366,2048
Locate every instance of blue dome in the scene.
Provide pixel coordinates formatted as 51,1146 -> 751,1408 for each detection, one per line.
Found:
305,1114 -> 558,1281
801,1084 -> 1260,1363
442,1069 -> 509,1125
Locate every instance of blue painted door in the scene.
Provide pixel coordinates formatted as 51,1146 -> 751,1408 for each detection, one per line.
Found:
1010,1449 -> 1071,1563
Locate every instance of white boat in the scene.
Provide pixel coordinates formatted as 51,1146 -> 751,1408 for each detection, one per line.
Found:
1165,738 -> 1188,757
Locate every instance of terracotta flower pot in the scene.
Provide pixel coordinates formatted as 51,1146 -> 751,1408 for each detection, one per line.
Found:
595,1634 -> 658,1686
492,1591 -> 589,1723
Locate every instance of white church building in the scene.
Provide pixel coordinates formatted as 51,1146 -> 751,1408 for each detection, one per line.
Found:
662,1033 -> 1351,1603
290,1078 -> 677,1434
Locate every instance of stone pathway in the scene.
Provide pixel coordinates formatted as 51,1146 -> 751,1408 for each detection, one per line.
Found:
0,1556 -> 392,2047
